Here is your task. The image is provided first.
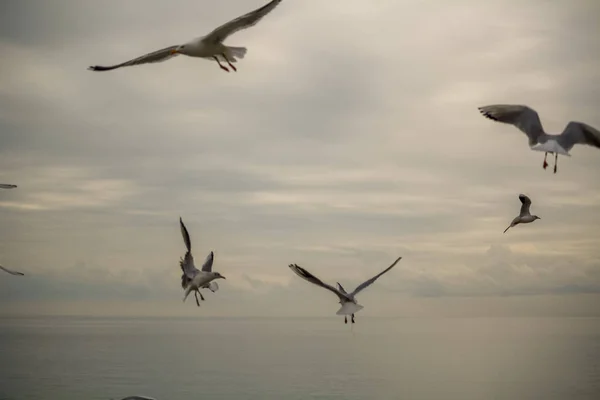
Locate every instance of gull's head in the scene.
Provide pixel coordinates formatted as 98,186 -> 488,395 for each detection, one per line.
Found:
214,272 -> 226,280
533,215 -> 541,220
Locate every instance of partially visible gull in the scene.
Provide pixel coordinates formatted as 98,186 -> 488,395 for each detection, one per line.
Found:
0,265 -> 25,276
88,0 -> 283,73
0,184 -> 17,189
179,218 -> 225,307
478,104 -> 600,173
504,194 -> 541,234
288,257 -> 402,324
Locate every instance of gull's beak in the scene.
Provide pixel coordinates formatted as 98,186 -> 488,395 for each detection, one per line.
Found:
170,48 -> 179,55
221,275 -> 226,280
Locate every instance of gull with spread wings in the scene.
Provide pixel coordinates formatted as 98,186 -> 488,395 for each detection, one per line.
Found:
504,194 -> 541,234
88,0 -> 283,73
288,257 -> 402,324
478,104 -> 600,173
179,218 -> 225,307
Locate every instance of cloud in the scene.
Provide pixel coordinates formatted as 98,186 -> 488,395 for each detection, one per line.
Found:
0,0 -> 599,317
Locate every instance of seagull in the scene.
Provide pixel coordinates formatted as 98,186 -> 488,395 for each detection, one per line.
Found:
179,217 -> 225,307
478,104 -> 600,173
504,194 -> 541,233
88,0 -> 283,73
0,265 -> 24,276
0,184 -> 17,189
288,257 -> 402,324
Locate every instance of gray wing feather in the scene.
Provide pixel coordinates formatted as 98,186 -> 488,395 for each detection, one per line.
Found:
178,218 -> 199,283
519,194 -> 532,216
180,218 -> 192,253
288,264 -> 350,302
88,45 -> 179,71
349,256 -> 402,297
478,104 -> 546,146
201,251 -> 214,272
559,121 -> 600,151
0,265 -> 24,276
204,0 -> 283,44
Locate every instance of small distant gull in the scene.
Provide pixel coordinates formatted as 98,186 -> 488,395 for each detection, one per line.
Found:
288,257 -> 402,324
179,217 -> 225,307
504,194 -> 541,234
0,184 -> 17,189
478,104 -> 600,173
0,265 -> 24,276
88,0 -> 283,73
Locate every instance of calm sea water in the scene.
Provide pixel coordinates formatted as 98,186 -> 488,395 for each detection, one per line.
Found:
0,316 -> 599,400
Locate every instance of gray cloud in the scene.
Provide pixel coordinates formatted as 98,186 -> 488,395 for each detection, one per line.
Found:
0,0 -> 599,317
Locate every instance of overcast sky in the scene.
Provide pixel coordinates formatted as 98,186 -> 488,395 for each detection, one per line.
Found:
0,0 -> 599,318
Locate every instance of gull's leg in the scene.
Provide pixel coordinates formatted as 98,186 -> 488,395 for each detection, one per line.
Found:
543,152 -> 548,169
344,316 -> 347,324
198,290 -> 205,301
351,314 -> 355,324
222,53 -> 237,72
194,291 -> 200,307
213,56 -> 229,72
553,153 -> 558,174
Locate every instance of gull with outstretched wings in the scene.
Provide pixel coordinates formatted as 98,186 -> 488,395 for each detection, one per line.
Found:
288,257 -> 402,324
89,0 -> 283,73
504,194 -> 541,233
178,218 -> 225,307
478,104 -> 600,173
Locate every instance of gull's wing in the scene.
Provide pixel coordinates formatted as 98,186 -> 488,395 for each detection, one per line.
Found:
180,217 -> 192,253
336,282 -> 348,295
179,218 -> 199,282
478,104 -> 546,146
559,121 -> 600,151
201,251 -> 214,272
349,256 -> 402,297
288,264 -> 350,302
0,184 -> 17,189
519,194 -> 532,216
203,0 -> 283,44
88,45 -> 180,71
0,265 -> 24,276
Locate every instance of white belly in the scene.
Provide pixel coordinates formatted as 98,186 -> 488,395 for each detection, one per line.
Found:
531,140 -> 570,156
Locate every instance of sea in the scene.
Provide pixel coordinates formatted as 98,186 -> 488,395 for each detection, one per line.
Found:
0,316 -> 599,400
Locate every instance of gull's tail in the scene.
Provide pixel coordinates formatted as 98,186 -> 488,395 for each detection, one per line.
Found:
336,302 -> 364,316
226,46 -> 247,61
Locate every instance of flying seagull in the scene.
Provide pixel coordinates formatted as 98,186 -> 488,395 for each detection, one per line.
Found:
504,194 -> 541,233
0,265 -> 24,276
0,184 -> 17,189
478,104 -> 600,173
88,0 -> 283,73
179,218 -> 225,307
288,257 -> 402,324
